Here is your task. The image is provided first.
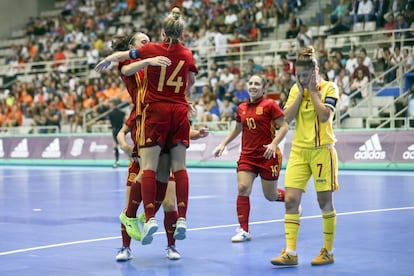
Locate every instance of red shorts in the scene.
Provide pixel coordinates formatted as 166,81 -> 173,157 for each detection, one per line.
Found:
139,102 -> 190,149
237,148 -> 282,180
126,159 -> 140,186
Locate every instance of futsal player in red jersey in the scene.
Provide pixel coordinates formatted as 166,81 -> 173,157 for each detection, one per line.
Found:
214,75 -> 289,242
100,32 -> 178,261
96,7 -> 197,246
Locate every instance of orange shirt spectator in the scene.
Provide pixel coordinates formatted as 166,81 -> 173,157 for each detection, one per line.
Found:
119,88 -> 131,102
0,107 -> 5,126
103,83 -> 122,99
4,104 -> 23,127
127,0 -> 136,11
53,47 -> 66,67
29,44 -> 38,59
247,22 -> 261,41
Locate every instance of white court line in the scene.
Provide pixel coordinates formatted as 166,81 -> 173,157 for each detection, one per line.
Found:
1,206 -> 413,256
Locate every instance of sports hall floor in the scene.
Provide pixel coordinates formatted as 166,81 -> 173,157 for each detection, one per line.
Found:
0,166 -> 413,276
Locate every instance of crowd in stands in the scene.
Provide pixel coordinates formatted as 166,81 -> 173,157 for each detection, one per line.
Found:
0,0 -> 413,132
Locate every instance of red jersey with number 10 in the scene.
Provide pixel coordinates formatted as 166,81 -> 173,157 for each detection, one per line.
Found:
236,97 -> 284,158
137,42 -> 198,105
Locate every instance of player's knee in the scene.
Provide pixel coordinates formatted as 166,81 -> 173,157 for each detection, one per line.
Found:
162,199 -> 175,212
285,195 -> 300,211
237,183 -> 251,195
264,192 -> 278,201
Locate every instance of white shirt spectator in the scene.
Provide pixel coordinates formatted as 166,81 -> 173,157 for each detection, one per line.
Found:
345,53 -> 358,75
224,12 -> 238,26
357,0 -> 374,16
213,29 -> 228,56
363,56 -> 375,75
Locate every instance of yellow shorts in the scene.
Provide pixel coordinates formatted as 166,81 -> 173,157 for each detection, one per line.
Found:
284,146 -> 339,193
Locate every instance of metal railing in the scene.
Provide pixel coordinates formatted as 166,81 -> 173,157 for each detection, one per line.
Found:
0,125 -> 59,135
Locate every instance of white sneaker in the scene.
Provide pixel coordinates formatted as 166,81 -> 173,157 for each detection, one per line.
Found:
115,247 -> 132,261
173,217 -> 187,240
166,245 -> 181,260
231,228 -> 251,243
141,217 -> 158,245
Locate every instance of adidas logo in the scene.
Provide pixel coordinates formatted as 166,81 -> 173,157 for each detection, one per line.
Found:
70,138 -> 84,156
403,144 -> 414,160
11,138 -> 29,158
354,134 -> 386,160
42,138 -> 61,158
0,139 -> 4,158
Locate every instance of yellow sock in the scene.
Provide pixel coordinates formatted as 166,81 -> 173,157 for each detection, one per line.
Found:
322,210 -> 336,252
285,213 -> 300,252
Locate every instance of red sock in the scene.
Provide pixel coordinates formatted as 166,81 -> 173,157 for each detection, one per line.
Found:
121,223 -> 131,248
164,210 -> 178,246
126,181 -> 142,218
236,195 -> 250,232
155,181 -> 168,214
277,188 -> 285,202
141,170 -> 156,221
174,170 -> 189,219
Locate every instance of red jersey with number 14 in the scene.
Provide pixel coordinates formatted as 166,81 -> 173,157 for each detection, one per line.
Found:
236,97 -> 284,158
137,42 -> 198,105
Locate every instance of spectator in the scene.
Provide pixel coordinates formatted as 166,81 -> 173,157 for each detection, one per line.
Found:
285,12 -> 302,39
355,0 -> 375,23
325,8 -> 353,35
3,104 -> 23,128
227,61 -> 241,76
352,56 -> 371,83
374,0 -> 390,28
335,68 -> 351,96
402,47 -> 414,73
224,8 -> 238,33
383,13 -> 396,38
227,29 -> 247,54
231,80 -> 250,106
201,93 -> 221,122
348,0 -> 360,20
280,54 -> 295,75
220,97 -> 235,122
360,48 -> 375,78
45,101 -> 62,133
296,24 -> 313,47
346,50 -> 358,76
351,68 -> 370,100
278,90 -> 288,110
247,21 -> 261,41
264,64 -> 277,88
245,58 -> 263,76
330,0 -> 349,25
212,26 -> 228,66
218,66 -> 235,100
382,47 -> 397,83
394,14 -> 410,39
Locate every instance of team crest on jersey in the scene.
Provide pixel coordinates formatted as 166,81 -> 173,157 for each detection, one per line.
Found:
256,106 -> 263,115
128,173 -> 137,182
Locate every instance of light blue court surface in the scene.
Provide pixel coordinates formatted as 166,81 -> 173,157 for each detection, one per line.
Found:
0,166 -> 413,276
